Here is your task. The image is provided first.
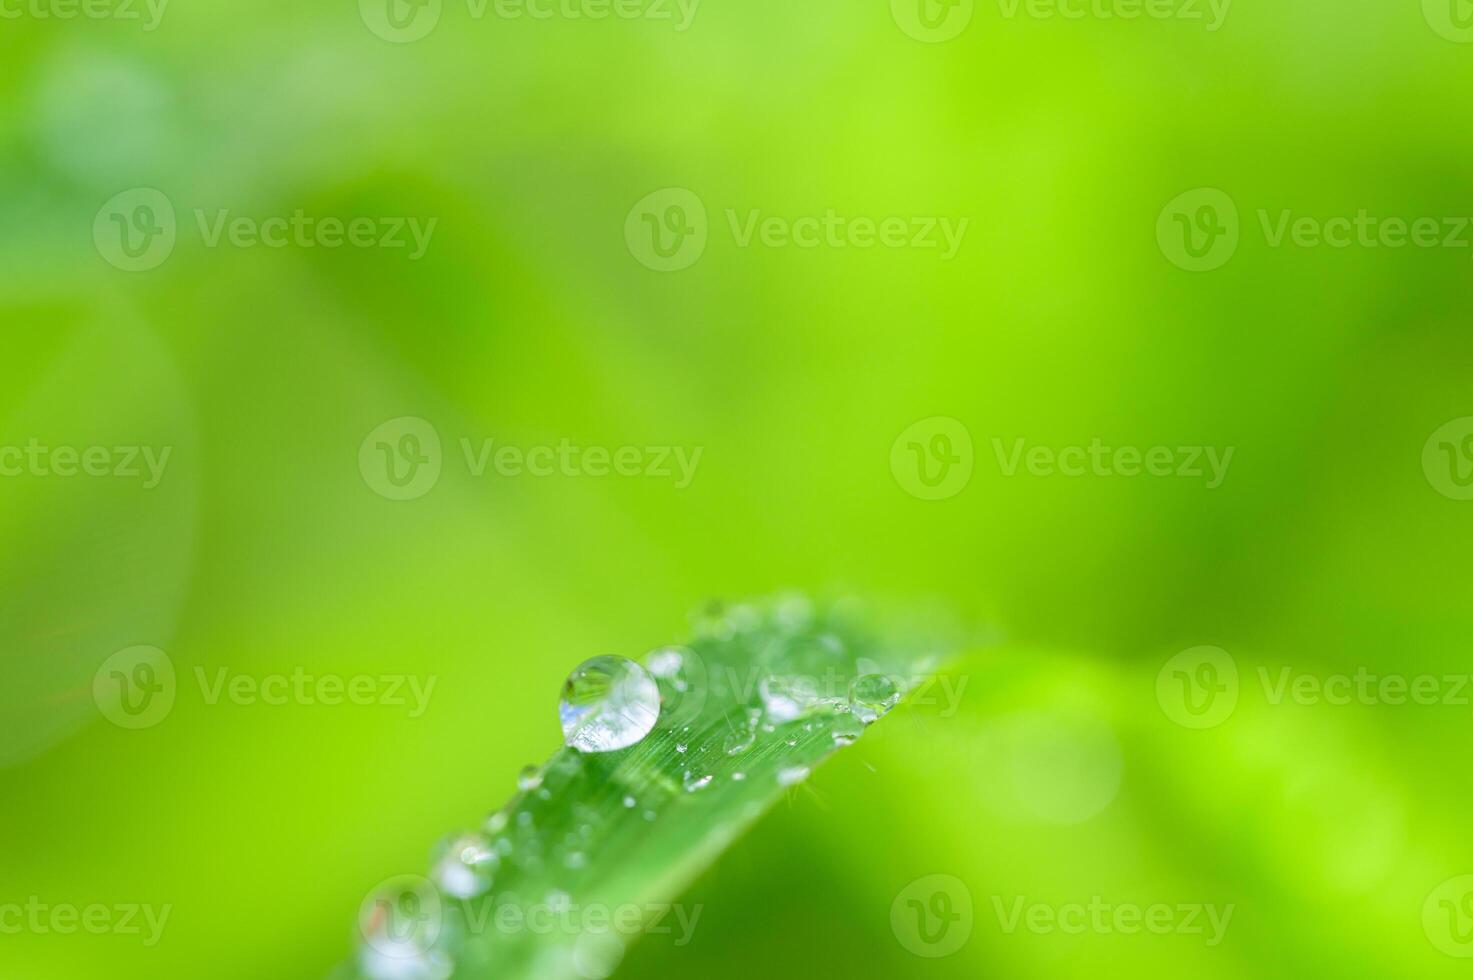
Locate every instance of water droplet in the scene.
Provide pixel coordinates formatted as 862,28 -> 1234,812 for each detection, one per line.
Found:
430,831 -> 499,899
517,765 -> 543,791
732,771 -> 746,781
683,770 -> 713,793
722,728 -> 756,756
832,713 -> 864,746
777,766 -> 810,787
643,810 -> 658,821
851,673 -> 901,725
559,655 -> 661,753
564,850 -> 587,869
676,742 -> 688,754
485,811 -> 509,834
622,794 -> 637,808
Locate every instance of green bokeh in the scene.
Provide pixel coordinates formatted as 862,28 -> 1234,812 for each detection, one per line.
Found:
3,0 -> 1473,977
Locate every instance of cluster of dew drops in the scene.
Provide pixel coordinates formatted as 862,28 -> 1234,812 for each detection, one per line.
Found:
361,599 -> 902,978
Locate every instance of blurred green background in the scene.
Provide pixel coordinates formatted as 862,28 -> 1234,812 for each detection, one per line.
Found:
4,0 -> 1473,976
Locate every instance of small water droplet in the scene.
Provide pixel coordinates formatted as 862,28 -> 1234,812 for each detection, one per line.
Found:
732,772 -> 746,781
643,809 -> 658,821
485,811 -> 509,834
777,766 -> 810,787
564,850 -> 587,870
683,770 -> 713,793
723,728 -> 756,756
676,742 -> 688,754
517,765 -> 543,792
430,831 -> 499,899
851,673 -> 901,725
622,795 -> 637,808
832,713 -> 864,746
559,655 -> 661,753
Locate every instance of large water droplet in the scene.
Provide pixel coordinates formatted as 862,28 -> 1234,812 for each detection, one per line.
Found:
851,673 -> 900,725
559,655 -> 660,753
430,831 -> 498,899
